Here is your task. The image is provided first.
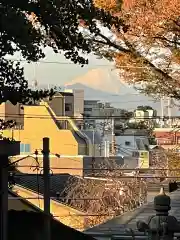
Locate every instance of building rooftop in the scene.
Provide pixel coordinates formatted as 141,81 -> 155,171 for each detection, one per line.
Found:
120,129 -> 149,136
59,91 -> 73,96
15,173 -> 76,200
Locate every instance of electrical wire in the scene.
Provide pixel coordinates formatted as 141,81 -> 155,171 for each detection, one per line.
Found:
31,154 -> 41,208
13,166 -> 180,171
6,58 -> 180,70
9,162 -> 174,218
7,142 -> 174,220
9,197 -> 103,201
0,112 -> 179,119
14,174 -> 180,179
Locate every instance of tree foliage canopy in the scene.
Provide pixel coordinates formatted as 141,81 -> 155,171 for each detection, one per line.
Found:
3,0 -> 180,102
0,0 -> 124,104
93,0 -> 180,99
61,162 -> 147,228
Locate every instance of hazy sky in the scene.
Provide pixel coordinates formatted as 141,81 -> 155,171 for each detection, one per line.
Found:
22,47 -> 114,86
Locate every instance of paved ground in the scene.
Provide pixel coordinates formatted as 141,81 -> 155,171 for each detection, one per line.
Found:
147,192 -> 159,202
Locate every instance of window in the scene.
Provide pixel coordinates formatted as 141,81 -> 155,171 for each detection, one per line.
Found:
84,108 -> 92,112
25,144 -> 30,153
125,141 -> 131,146
20,144 -> 24,153
65,103 -> 72,111
20,143 -> 31,153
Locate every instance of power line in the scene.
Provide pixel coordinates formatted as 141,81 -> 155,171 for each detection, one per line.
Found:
9,196 -> 102,201
13,167 -> 180,171
1,112 -> 180,119
6,58 -> 180,70
8,58 -> 112,67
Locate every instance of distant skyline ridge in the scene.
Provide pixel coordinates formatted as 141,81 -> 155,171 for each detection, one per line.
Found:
31,67 -> 180,116
64,68 -> 134,95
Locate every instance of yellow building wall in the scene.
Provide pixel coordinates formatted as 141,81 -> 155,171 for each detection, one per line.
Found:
8,195 -> 36,211
3,105 -> 79,156
11,156 -> 83,176
0,103 -> 5,120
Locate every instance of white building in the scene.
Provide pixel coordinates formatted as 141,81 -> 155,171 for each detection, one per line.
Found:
104,129 -> 150,158
134,109 -> 157,123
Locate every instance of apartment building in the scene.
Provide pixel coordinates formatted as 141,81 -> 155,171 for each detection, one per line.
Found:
133,108 -> 157,123
64,89 -> 84,117
104,129 -> 150,157
84,100 -> 125,127
1,101 -> 90,157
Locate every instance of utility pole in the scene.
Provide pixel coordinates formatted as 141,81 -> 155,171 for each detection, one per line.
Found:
167,97 -> 172,128
42,137 -> 51,240
160,97 -> 164,128
104,140 -> 107,158
92,129 -> 95,176
0,155 -> 8,240
111,116 -> 116,156
106,141 -> 110,158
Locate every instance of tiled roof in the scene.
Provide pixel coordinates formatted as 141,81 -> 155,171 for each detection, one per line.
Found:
15,173 -> 77,200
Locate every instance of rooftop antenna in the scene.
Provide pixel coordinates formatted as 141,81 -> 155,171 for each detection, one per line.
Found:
32,63 -> 38,90
160,97 -> 172,127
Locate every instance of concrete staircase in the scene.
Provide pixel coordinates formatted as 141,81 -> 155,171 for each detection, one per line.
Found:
147,182 -> 169,193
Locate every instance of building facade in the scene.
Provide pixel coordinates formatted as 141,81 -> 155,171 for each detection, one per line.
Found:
134,109 -> 157,123
153,127 -> 180,149
64,89 -> 84,117
2,101 -> 90,156
116,129 -> 150,157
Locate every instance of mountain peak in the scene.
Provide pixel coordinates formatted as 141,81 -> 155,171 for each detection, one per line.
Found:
65,68 -> 125,94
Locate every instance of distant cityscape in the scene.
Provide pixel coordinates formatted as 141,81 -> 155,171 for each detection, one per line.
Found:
30,81 -> 180,159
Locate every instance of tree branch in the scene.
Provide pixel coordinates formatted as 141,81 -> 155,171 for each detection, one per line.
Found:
95,32 -> 130,53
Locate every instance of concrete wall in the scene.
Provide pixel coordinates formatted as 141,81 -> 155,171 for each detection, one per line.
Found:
64,95 -> 74,117
117,135 -> 149,153
48,94 -> 64,116
11,155 -> 83,176
11,155 -> 138,177
73,90 -> 84,117
83,156 -> 139,176
8,192 -> 36,211
0,102 -> 24,127
0,103 -> 5,120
